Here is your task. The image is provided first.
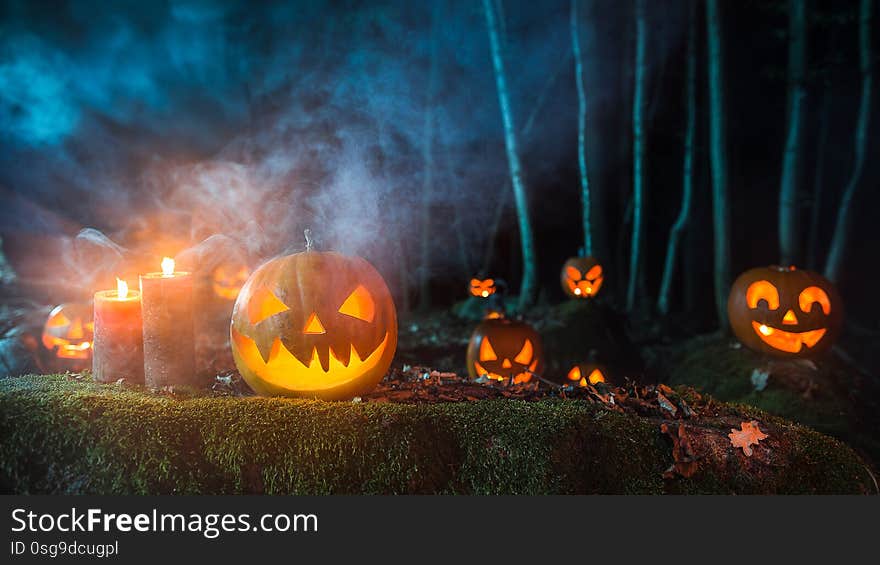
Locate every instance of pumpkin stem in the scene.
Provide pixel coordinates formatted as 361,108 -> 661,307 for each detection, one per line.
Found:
304,228 -> 314,252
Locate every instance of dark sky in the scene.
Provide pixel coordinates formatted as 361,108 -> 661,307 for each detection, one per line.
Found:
0,0 -> 876,327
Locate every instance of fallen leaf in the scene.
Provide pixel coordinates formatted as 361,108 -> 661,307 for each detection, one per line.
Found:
661,422 -> 699,479
728,421 -> 768,456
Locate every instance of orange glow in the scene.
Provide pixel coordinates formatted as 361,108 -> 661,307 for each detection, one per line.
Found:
248,288 -> 290,325
117,278 -> 129,299
338,285 -> 375,322
751,321 -> 826,353
484,310 -> 504,320
469,278 -> 496,298
479,337 -> 498,361
585,265 -> 603,279
782,309 -> 798,325
799,286 -> 831,315
587,368 -> 605,384
213,264 -> 250,300
567,366 -> 581,381
746,280 -> 780,310
565,266 -> 581,280
303,312 -> 326,334
231,328 -> 391,392
513,339 -> 533,364
161,257 -> 175,277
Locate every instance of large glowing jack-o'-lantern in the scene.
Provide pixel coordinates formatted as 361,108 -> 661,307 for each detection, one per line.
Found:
561,257 -> 604,299
466,318 -> 544,384
567,363 -> 608,387
230,250 -> 397,400
41,302 -> 93,371
213,263 -> 250,300
469,278 -> 497,298
727,265 -> 842,358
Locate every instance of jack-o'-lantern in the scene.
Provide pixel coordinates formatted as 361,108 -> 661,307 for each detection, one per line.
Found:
566,363 -> 608,387
466,318 -> 544,384
230,249 -> 397,400
561,257 -> 604,299
213,263 -> 250,300
40,302 -> 93,371
469,278 -> 497,298
727,265 -> 842,358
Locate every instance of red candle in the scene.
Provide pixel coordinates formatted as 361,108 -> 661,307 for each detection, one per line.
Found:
140,257 -> 195,389
93,279 -> 144,384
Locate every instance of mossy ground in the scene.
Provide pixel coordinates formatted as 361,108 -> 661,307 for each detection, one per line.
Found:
667,335 -> 880,468
0,374 -> 873,494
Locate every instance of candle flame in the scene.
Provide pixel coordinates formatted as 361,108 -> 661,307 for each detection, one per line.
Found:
161,257 -> 175,276
117,278 -> 129,299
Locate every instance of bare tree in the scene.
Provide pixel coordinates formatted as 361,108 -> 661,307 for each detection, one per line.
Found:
417,4 -> 441,311
706,0 -> 732,328
658,0 -> 697,316
571,0 -> 593,256
778,0 -> 808,266
482,0 -> 538,310
626,0 -> 647,312
824,0 -> 873,282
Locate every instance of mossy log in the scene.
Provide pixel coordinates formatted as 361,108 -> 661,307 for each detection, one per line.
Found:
0,374 -> 873,494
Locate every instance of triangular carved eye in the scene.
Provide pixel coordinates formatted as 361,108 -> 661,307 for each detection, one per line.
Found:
248,288 -> 290,325
566,266 -> 582,280
514,339 -> 533,365
47,312 -> 71,328
585,265 -> 603,279
479,337 -> 498,361
338,285 -> 375,322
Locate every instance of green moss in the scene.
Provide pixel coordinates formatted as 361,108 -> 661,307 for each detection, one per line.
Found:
0,375 -> 871,494
668,339 -> 855,441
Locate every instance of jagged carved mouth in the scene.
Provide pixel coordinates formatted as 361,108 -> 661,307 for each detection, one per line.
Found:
231,328 -> 390,391
473,360 -> 537,384
750,321 -> 827,354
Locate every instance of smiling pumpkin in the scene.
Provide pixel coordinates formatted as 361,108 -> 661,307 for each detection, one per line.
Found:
727,266 -> 842,358
230,251 -> 397,400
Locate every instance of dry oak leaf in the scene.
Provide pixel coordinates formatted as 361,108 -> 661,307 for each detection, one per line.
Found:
728,421 -> 768,456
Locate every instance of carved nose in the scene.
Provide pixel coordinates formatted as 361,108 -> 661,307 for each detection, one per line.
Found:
782,309 -> 798,325
502,358 -> 512,369
303,312 -> 326,334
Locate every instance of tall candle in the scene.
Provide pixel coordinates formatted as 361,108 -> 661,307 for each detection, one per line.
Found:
93,279 -> 144,384
140,257 -> 195,388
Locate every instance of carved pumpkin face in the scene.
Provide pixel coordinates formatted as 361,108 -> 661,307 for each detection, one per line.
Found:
561,257 -> 604,299
469,278 -> 497,298
466,318 -> 544,384
566,363 -> 608,387
213,263 -> 250,300
41,303 -> 93,369
230,251 -> 397,400
727,266 -> 842,358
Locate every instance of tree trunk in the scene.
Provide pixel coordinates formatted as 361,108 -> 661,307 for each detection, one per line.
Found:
626,0 -> 647,313
706,0 -> 732,329
658,0 -> 697,316
571,0 -> 593,256
417,7 -> 441,312
778,0 -> 808,267
482,0 -> 539,310
806,84 -> 831,270
824,0 -> 873,283
483,56 -> 568,273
